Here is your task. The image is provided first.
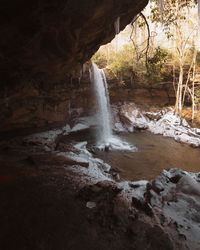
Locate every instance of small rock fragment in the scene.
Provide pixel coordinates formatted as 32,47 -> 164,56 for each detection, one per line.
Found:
152,178 -> 164,193
132,196 -> 153,217
86,201 -> 96,209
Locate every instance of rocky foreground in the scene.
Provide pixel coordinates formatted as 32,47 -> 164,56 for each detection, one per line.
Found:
0,124 -> 200,250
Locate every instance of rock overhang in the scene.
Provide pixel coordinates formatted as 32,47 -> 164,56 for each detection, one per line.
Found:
0,0 -> 148,134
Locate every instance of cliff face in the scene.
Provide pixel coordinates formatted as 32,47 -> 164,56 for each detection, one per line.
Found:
108,79 -> 176,106
0,0 -> 148,135
0,73 -> 94,136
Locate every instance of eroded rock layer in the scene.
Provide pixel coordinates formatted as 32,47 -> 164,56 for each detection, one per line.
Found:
0,0 -> 148,134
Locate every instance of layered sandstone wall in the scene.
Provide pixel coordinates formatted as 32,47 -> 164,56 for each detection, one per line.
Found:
0,0 -> 148,134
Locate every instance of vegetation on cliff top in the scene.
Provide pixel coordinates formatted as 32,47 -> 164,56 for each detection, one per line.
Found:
92,0 -> 200,125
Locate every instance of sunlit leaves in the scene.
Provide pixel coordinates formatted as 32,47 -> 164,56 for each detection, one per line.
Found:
149,0 -> 197,29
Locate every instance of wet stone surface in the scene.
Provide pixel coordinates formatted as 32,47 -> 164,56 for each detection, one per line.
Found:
0,132 -> 200,250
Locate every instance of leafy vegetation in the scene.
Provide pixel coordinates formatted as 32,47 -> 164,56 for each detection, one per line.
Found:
92,0 -> 200,123
147,46 -> 171,84
92,51 -> 107,68
92,43 -> 172,87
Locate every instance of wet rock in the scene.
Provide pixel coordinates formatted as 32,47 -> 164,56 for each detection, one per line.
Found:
79,181 -> 122,202
129,183 -> 140,188
56,142 -> 80,154
149,189 -> 162,207
165,168 -> 186,184
44,145 -> 51,152
0,135 -> 198,250
86,201 -> 96,209
105,145 -> 110,152
110,167 -> 121,181
176,175 -> 200,197
132,196 -> 153,217
101,163 -> 111,173
146,225 -> 174,250
1,127 -> 200,250
145,111 -> 163,121
152,177 -> 165,193
169,175 -> 183,184
179,233 -> 187,240
119,103 -> 200,148
29,153 -> 89,168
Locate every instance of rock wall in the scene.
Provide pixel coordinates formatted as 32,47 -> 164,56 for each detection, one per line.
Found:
0,72 -> 94,137
0,69 -> 175,138
0,0 -> 148,135
108,79 -> 176,106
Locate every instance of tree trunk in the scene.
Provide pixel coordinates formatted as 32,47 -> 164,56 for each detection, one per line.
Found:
175,63 -> 183,114
192,60 -> 196,122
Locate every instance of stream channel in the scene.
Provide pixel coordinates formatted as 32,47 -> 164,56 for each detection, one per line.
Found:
62,129 -> 200,181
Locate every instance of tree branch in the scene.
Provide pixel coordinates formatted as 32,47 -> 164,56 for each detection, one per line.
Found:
130,12 -> 151,73
139,12 -> 150,74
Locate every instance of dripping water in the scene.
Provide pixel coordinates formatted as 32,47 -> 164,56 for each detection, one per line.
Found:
82,63 -> 86,74
114,17 -> 120,35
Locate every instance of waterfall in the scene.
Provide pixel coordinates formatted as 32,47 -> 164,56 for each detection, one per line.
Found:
90,62 -> 136,151
90,62 -> 113,146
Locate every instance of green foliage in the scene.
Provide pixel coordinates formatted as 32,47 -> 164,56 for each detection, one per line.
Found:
120,80 -> 126,85
149,0 -> 197,24
148,47 -> 170,83
92,50 -> 107,68
92,0 -> 199,91
92,43 -> 174,88
149,0 -> 197,39
148,47 -> 169,68
195,88 -> 200,105
184,45 -> 198,66
196,51 -> 200,65
107,44 -> 135,78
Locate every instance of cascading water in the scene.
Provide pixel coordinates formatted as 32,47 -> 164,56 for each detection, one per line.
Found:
90,62 -> 113,146
90,62 -> 136,151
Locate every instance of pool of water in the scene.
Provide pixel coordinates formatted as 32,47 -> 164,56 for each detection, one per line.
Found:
95,131 -> 200,181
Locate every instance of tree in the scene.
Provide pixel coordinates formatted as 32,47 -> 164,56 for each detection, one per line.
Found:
149,0 -> 198,114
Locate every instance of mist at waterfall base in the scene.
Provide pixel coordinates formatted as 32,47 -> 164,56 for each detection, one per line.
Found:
90,62 -> 136,151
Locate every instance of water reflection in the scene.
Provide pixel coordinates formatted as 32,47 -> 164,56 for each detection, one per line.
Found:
95,131 -> 200,181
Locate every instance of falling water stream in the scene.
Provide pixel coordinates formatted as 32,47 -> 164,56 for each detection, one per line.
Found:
90,62 -> 135,151
90,62 -> 113,143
